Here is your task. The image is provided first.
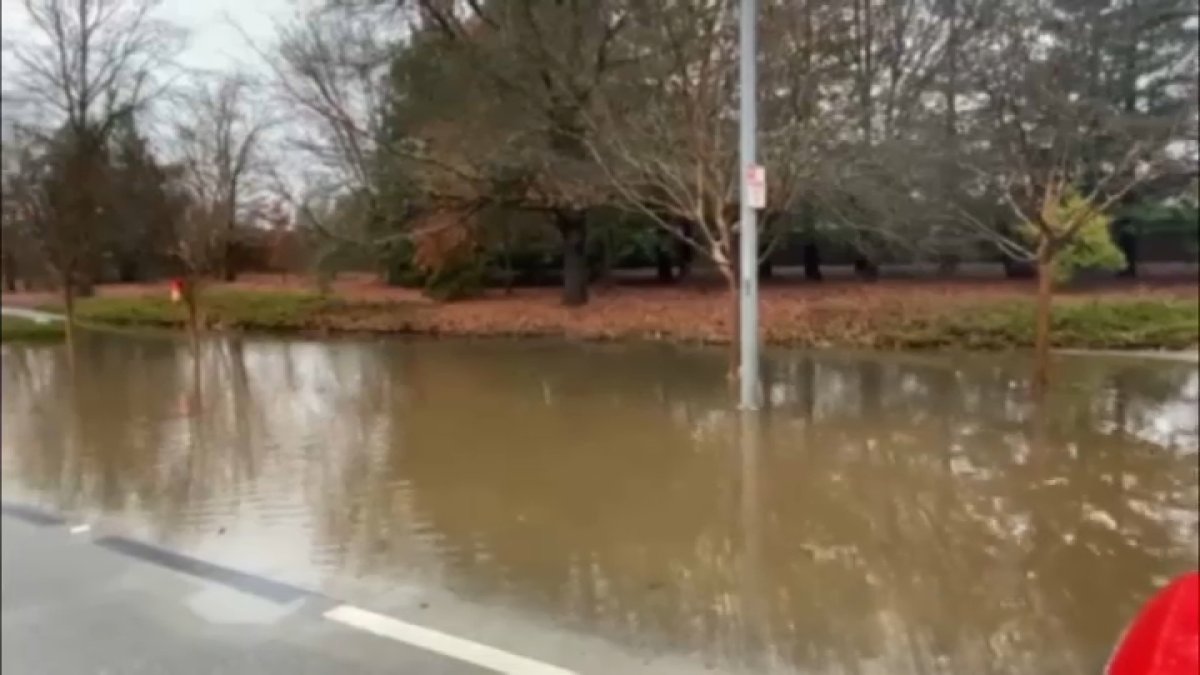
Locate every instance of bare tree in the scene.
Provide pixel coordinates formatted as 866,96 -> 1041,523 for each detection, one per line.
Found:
260,4 -> 428,267
172,74 -> 271,282
584,0 -> 825,374
2,126 -> 55,293
585,0 -> 741,293
7,0 -> 180,334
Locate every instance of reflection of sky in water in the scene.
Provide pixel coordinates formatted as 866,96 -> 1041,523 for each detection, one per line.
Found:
2,338 -> 1198,675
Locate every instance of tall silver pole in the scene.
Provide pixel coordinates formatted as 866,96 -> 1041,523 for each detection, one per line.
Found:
738,0 -> 761,411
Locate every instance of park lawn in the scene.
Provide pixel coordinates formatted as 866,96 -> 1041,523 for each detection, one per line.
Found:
1,315 -> 65,343
28,283 -> 1198,351
886,298 -> 1200,350
40,289 -> 336,331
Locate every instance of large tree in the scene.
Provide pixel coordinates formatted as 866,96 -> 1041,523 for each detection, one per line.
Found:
394,0 -> 632,306
101,114 -> 177,282
172,74 -> 271,282
7,0 -> 179,335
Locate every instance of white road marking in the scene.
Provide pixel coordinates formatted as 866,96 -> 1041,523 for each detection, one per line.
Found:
323,604 -> 577,675
69,524 -> 91,534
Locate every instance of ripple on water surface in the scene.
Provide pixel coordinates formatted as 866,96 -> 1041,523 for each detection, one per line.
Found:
2,335 -> 1197,674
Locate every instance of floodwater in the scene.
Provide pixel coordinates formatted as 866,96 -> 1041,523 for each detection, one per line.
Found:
2,334 -> 1197,674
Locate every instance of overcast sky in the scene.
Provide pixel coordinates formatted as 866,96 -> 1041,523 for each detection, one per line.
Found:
1,0 -> 302,165
1,0 -> 293,75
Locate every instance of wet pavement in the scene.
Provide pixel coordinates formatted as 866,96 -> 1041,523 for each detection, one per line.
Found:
2,513 -> 484,674
2,334 -> 1197,674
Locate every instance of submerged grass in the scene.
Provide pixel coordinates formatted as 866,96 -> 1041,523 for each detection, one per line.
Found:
1,315 -> 65,343
42,290 -> 333,332
888,298 -> 1199,350
28,287 -> 1199,351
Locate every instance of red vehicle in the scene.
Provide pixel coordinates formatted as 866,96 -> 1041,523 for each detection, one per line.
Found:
1107,572 -> 1199,675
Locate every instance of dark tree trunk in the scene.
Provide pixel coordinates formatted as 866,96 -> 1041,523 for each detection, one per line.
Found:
758,257 -> 773,281
1033,249 -> 1055,397
116,259 -> 140,283
2,252 -> 16,292
222,247 -> 237,282
803,243 -> 822,281
557,210 -> 588,306
63,277 -> 76,349
853,255 -> 879,281
724,268 -> 739,383
676,220 -> 695,280
1115,221 -> 1139,278
183,278 -> 200,353
678,246 -> 694,280
1002,257 -> 1035,279
655,244 -> 675,283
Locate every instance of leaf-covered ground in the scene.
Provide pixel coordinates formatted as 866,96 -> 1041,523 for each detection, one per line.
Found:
4,272 -> 1197,350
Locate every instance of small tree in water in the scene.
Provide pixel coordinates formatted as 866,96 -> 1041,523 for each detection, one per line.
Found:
1020,183 -> 1126,391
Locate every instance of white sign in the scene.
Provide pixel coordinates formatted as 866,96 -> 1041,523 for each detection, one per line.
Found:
746,164 -> 766,210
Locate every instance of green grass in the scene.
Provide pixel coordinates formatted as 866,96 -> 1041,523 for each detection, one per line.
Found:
889,298 -> 1199,350
29,289 -> 1199,351
42,290 -> 332,332
1,315 -> 65,343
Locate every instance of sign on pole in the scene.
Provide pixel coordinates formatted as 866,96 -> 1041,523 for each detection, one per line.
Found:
746,164 -> 766,210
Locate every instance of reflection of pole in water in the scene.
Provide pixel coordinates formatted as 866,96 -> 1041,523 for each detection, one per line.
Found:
738,411 -> 775,672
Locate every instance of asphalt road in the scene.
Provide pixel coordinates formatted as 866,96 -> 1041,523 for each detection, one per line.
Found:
1,511 -> 488,675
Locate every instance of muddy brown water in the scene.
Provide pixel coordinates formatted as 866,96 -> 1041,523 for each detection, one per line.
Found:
2,334 -> 1197,674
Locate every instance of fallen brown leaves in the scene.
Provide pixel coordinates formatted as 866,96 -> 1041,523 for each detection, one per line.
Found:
5,272 -> 1195,349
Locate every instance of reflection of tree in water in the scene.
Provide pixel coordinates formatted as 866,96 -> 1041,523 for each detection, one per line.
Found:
323,347 -> 1197,674
2,345 -> 77,500
333,343 -> 750,656
3,339 -> 1195,674
756,354 -> 1197,672
2,336 -> 184,516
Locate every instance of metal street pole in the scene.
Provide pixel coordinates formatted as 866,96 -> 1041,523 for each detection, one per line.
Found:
738,0 -> 761,411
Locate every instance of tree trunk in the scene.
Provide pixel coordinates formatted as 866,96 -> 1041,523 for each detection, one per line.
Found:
803,243 -> 822,281
758,258 -> 773,281
557,211 -> 588,307
2,253 -> 16,293
853,255 -> 879,281
116,257 -> 140,283
502,243 -> 516,295
1033,250 -> 1055,396
1115,220 -> 1139,278
655,244 -> 675,283
1003,256 -> 1035,279
724,268 -> 739,383
63,279 -> 76,350
183,279 -> 200,350
222,241 -> 237,282
677,221 -> 695,280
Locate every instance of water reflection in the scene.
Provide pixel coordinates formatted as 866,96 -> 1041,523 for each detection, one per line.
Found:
3,336 -> 1196,674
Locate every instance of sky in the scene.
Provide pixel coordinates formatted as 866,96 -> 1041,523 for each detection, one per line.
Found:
2,0 -> 294,77
1,0 -> 302,171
